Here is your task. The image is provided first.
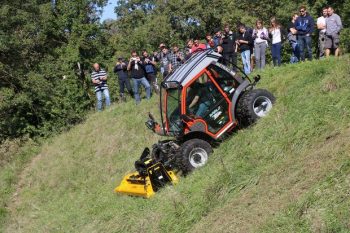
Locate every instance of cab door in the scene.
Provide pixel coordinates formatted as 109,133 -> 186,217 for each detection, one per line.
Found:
183,69 -> 234,138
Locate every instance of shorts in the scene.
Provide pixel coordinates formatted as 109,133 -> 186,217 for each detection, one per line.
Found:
325,33 -> 340,49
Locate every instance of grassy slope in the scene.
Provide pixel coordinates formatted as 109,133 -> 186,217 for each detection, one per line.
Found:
1,56 -> 350,233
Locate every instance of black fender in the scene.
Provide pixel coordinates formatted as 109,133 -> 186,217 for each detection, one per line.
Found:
230,80 -> 251,121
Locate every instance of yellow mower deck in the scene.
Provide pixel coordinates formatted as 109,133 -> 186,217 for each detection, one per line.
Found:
115,163 -> 178,198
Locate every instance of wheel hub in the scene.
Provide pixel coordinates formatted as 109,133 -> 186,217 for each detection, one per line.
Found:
253,96 -> 273,117
189,148 -> 208,168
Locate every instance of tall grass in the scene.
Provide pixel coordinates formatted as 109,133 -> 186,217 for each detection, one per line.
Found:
1,56 -> 350,233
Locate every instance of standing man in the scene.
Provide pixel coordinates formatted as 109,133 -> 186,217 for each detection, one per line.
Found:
114,57 -> 133,102
157,44 -> 171,79
325,6 -> 343,57
236,24 -> 252,74
91,63 -> 110,111
168,44 -> 184,73
127,51 -> 151,105
317,7 -> 328,58
295,6 -> 315,61
142,50 -> 159,95
221,24 -> 237,70
213,28 -> 222,48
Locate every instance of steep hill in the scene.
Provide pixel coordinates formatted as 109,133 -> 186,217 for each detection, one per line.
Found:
1,56 -> 350,233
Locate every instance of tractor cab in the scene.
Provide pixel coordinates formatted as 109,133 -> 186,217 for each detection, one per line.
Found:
150,50 -> 249,142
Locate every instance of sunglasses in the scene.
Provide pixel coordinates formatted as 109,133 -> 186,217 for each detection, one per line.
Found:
300,10 -> 305,13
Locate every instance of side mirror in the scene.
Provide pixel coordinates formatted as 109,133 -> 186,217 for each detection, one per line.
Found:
145,112 -> 156,131
253,75 -> 261,85
148,112 -> 155,122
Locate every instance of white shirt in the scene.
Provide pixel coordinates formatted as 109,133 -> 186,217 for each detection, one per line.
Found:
317,16 -> 326,33
271,28 -> 281,44
253,27 -> 269,45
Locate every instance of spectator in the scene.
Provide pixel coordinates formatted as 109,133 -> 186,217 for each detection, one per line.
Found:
295,6 -> 315,61
188,38 -> 207,53
113,57 -> 134,102
221,24 -> 237,70
236,24 -> 252,74
157,44 -> 171,79
213,28 -> 223,49
245,25 -> 255,72
317,7 -> 328,58
142,50 -> 159,95
325,6 -> 343,57
127,51 -> 151,105
91,63 -> 110,111
168,44 -> 185,73
205,33 -> 215,49
269,17 -> 283,66
252,20 -> 269,70
287,13 -> 300,63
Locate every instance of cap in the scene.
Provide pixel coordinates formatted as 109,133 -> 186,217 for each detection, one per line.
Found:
159,43 -> 166,49
118,57 -> 123,60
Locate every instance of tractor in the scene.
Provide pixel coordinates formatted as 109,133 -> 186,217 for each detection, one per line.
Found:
115,49 -> 275,198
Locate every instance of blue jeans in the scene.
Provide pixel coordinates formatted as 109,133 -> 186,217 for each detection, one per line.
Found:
290,42 -> 300,63
196,101 -> 210,117
272,42 -> 282,66
96,89 -> 110,111
132,77 -> 151,104
241,50 -> 251,74
298,35 -> 312,61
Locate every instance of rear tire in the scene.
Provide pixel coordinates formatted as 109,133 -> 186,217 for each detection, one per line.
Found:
178,139 -> 213,173
236,89 -> 275,127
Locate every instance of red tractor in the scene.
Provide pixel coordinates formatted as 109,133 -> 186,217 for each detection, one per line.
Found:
115,50 -> 275,198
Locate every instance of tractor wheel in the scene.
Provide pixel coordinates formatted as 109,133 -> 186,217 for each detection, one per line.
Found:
236,89 -> 275,127
178,139 -> 213,173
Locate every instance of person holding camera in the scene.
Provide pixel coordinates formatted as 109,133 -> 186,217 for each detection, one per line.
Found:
91,63 -> 110,111
113,57 -> 133,102
168,44 -> 184,73
252,19 -> 269,70
127,50 -> 151,105
142,50 -> 159,95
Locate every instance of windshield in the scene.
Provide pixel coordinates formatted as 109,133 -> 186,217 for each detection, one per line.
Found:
166,88 -> 182,134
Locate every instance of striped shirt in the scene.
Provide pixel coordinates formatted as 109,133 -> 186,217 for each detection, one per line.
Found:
91,69 -> 108,92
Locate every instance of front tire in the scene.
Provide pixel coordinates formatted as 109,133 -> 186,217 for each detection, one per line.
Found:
178,139 -> 213,173
236,89 -> 275,127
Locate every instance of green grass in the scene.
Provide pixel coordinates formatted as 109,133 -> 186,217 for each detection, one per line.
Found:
1,56 -> 350,233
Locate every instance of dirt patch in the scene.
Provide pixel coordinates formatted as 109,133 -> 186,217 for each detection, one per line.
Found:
190,128 -> 350,233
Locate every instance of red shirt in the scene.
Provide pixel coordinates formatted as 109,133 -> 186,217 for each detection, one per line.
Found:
190,43 -> 207,53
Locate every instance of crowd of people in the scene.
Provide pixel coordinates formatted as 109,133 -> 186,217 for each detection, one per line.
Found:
91,5 -> 343,110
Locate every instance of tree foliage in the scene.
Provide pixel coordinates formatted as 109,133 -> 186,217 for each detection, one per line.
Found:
0,0 -> 110,141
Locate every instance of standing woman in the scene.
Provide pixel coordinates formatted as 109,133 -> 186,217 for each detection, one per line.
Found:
253,20 -> 269,69
269,17 -> 282,66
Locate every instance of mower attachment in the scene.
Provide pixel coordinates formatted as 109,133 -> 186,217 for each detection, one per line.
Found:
114,148 -> 178,198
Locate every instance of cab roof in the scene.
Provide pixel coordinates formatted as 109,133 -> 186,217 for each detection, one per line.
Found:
164,50 -> 221,87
